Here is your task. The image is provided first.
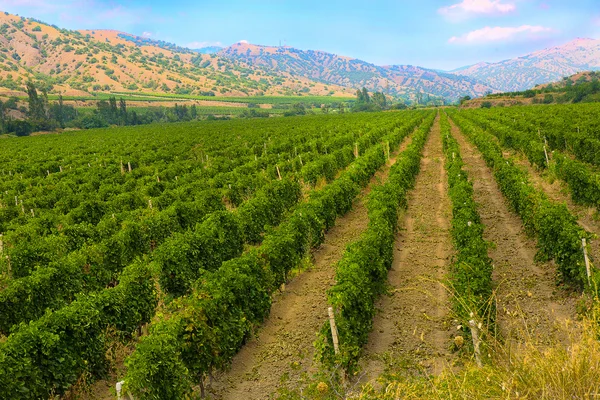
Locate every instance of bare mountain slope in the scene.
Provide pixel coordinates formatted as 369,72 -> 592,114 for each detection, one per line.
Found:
452,38 -> 600,92
219,42 -> 494,101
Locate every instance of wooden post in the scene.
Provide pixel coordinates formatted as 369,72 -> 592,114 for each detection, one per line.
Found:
116,381 -> 133,400
175,176 -> 178,181
328,307 -> 340,355
14,196 -> 18,206
0,234 -> 3,254
128,162 -> 132,172
88,163 -> 91,168
469,320 -> 482,368
47,170 -> 50,176
59,166 -> 62,173
276,165 -> 282,181
583,238 -> 592,286
148,199 -> 153,210
120,161 -> 125,175
21,203 -> 25,214
156,175 -> 160,183
354,143 -> 359,158
116,381 -> 124,400
544,145 -> 550,167
299,155 -> 303,166
30,209 -> 34,217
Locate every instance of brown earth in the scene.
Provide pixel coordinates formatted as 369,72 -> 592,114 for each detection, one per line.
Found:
354,115 -> 454,391
450,120 -> 579,347
506,149 -> 600,269
207,127 -> 417,400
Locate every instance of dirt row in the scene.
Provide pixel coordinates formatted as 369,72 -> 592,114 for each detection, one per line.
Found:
505,148 -> 600,274
207,125 -> 418,400
215,115 -> 583,398
450,120 -> 578,346
355,114 -> 454,389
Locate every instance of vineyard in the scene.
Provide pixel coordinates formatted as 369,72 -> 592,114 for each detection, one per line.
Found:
0,103 -> 600,399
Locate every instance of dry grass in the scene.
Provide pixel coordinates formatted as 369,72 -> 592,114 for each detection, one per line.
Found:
354,299 -> 600,400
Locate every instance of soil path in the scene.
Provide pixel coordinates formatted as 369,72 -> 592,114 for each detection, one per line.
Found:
450,120 -> 578,346
208,128 -> 417,400
356,115 -> 454,389
506,149 -> 600,271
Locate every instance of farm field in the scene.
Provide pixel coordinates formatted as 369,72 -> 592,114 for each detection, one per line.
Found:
1,104 -> 600,399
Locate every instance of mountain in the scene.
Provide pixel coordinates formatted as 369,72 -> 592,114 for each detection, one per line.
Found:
219,42 -> 494,101
0,13 -> 350,97
450,38 -> 600,93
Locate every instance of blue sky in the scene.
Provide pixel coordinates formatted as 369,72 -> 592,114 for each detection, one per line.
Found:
1,0 -> 599,70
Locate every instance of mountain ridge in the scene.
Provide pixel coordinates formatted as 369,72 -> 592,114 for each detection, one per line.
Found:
1,10 -> 599,103
448,37 -> 600,92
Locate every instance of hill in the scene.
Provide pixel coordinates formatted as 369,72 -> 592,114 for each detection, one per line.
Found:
451,38 -> 600,92
0,13 -> 351,98
461,70 -> 600,108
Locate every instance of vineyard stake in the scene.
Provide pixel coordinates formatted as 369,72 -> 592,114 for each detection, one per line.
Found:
544,145 -> 549,167
299,154 -> 303,166
59,166 -> 62,173
0,234 -> 3,253
354,143 -> 359,158
30,209 -> 34,217
128,162 -> 132,172
582,238 -> 592,286
469,320 -> 482,368
276,165 -> 282,180
120,160 -> 125,175
148,199 -> 153,210
328,307 -> 340,355
116,380 -> 134,400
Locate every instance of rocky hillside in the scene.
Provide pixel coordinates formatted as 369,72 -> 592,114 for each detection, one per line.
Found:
219,42 -> 493,102
451,38 -> 600,92
0,13 -> 350,97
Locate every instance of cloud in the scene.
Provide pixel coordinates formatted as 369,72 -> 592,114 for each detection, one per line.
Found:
142,31 -> 152,38
449,25 -> 553,43
439,0 -> 516,20
186,41 -> 223,49
238,40 -> 249,44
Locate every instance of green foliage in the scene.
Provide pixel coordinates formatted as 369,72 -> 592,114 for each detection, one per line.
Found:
450,111 -> 591,288
440,113 -> 494,326
123,111 -> 429,398
316,112 -> 436,372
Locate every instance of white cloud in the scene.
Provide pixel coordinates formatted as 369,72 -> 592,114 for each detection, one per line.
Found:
238,39 -> 249,44
439,0 -> 515,20
186,41 -> 223,49
142,31 -> 152,38
449,25 -> 552,43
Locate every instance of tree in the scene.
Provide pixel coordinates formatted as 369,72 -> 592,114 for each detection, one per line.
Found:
372,92 -> 387,108
119,98 -> 127,125
26,81 -> 53,131
459,95 -> 471,105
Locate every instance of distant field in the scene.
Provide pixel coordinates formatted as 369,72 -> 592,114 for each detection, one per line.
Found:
35,92 -> 355,105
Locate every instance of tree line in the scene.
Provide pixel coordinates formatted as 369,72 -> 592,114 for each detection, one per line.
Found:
0,82 -> 219,136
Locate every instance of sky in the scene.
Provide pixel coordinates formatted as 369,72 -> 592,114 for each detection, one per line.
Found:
0,0 -> 599,70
